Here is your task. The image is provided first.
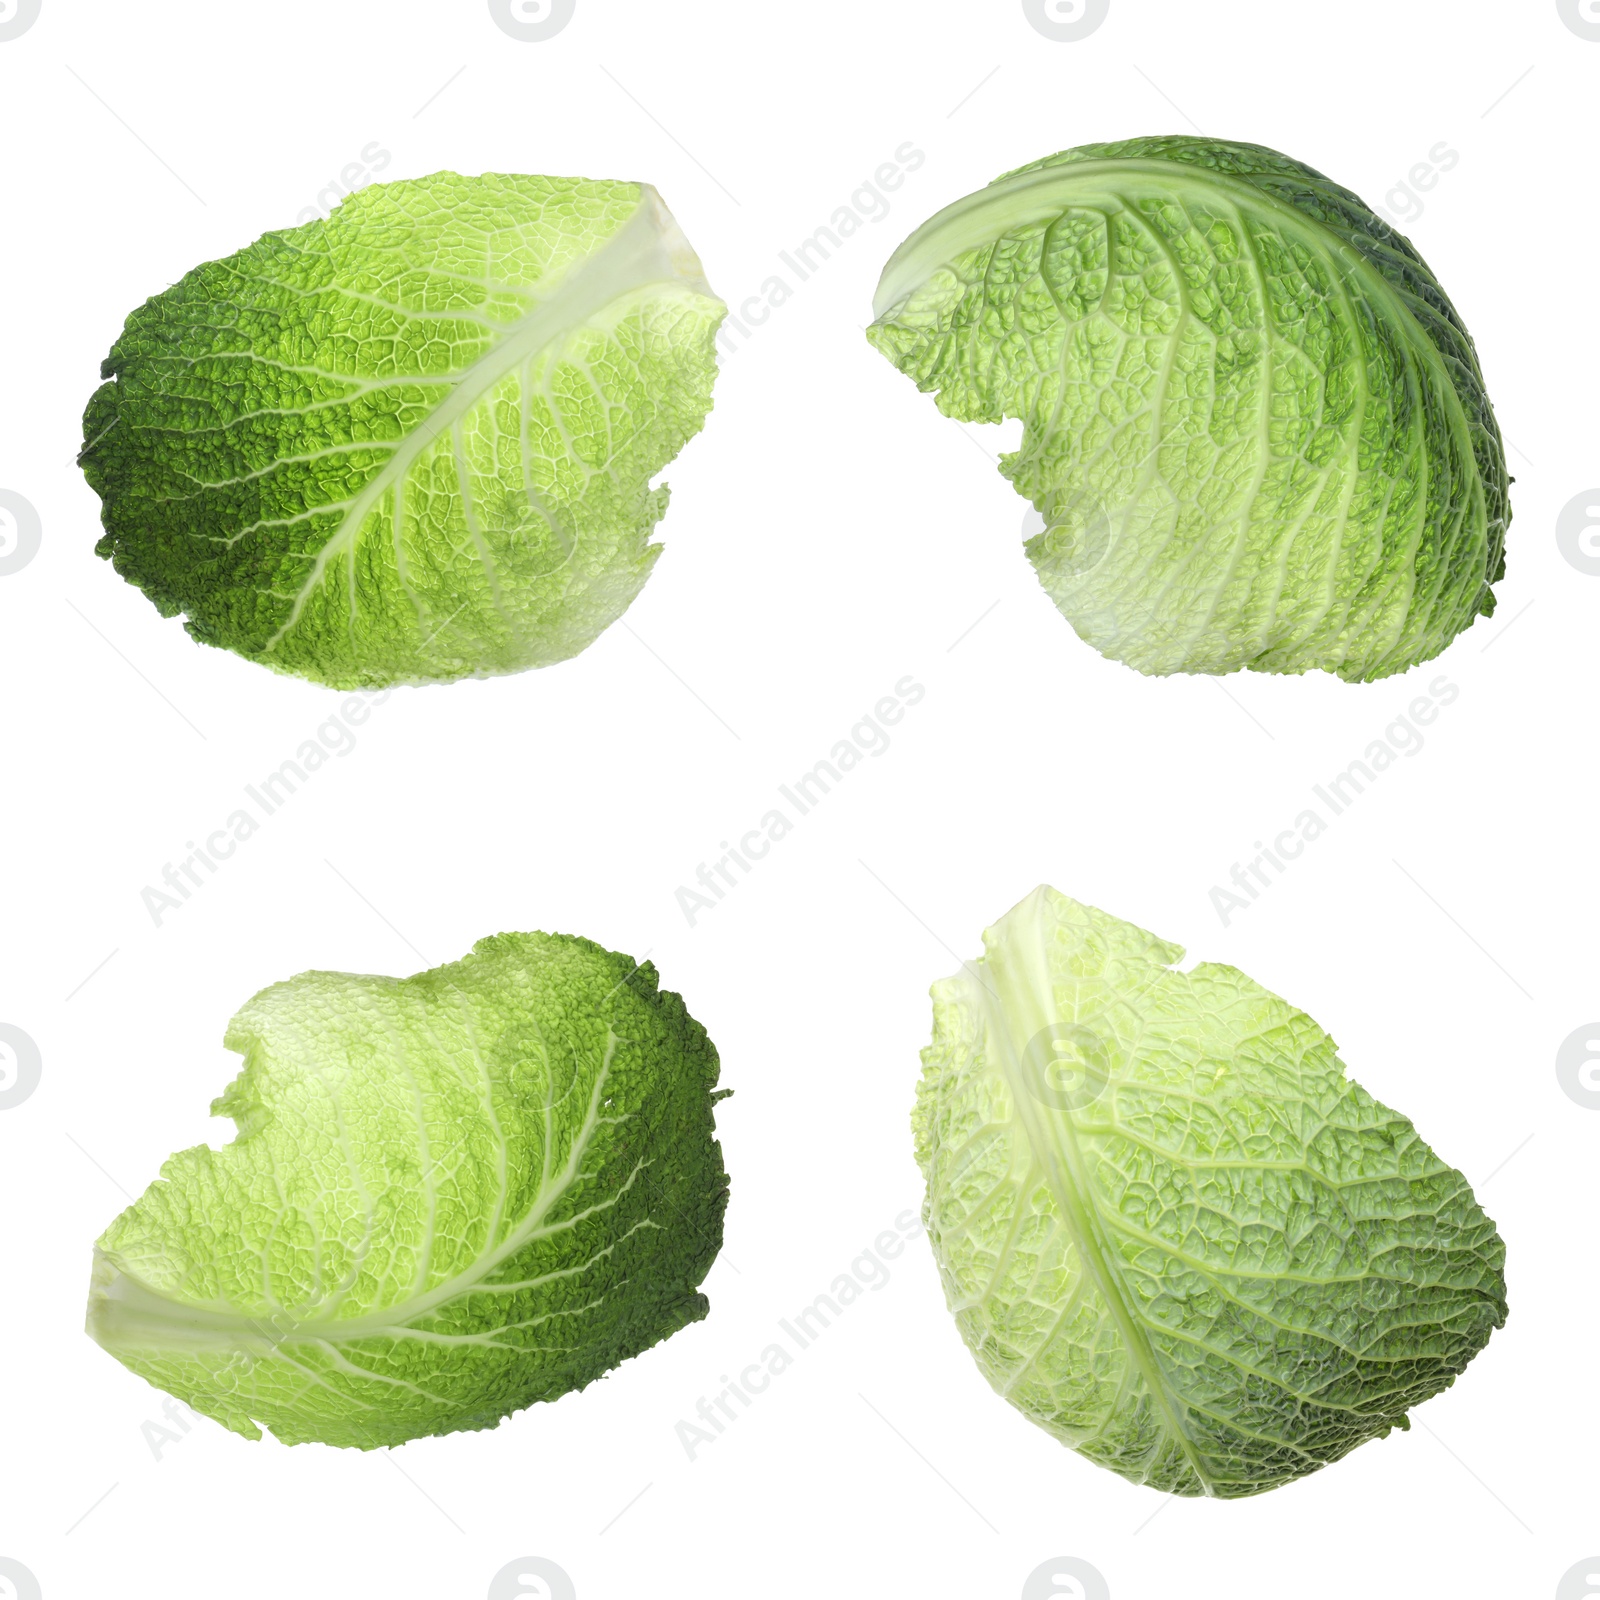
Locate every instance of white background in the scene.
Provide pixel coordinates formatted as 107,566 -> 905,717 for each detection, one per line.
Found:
1,1 -> 1596,1596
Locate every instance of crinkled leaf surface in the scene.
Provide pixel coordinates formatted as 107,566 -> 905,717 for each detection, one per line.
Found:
88,933 -> 729,1448
869,137 -> 1509,681
82,172 -> 725,688
912,887 -> 1506,1497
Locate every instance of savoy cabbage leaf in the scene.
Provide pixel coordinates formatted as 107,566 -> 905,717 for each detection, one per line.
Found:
913,887 -> 1506,1497
81,172 -> 725,688
87,933 -> 729,1448
869,137 -> 1510,682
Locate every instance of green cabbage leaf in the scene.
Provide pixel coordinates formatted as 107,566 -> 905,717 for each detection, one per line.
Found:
81,172 -> 725,688
912,887 -> 1506,1496
869,137 -> 1509,681
88,933 -> 729,1448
